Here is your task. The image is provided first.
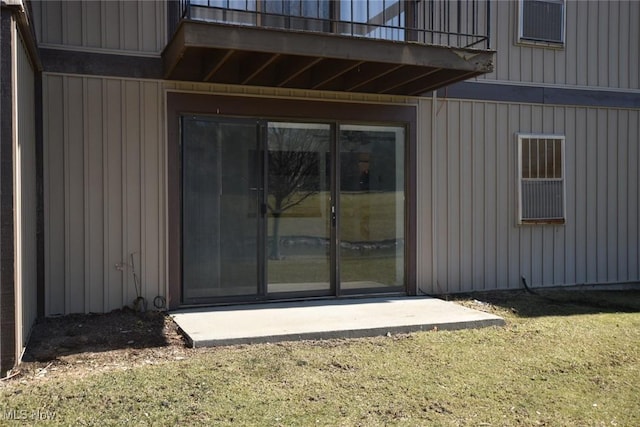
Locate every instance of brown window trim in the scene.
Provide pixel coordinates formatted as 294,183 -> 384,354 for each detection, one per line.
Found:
166,92 -> 417,309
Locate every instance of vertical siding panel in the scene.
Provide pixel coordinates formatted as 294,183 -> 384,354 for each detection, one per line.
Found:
564,0 -> 577,85
484,103 -> 497,289
103,1 -> 120,50
520,46 -> 533,83
566,108 -> 595,283
499,0 -> 512,81
563,108 -> 576,284
83,77 -> 90,312
585,108 -> 598,282
64,1 -> 83,47
447,101 -> 461,292
471,102 -> 485,289
16,36 -> 37,343
86,78 -> 104,313
606,110 -> 619,281
617,1 -> 629,89
416,99 -> 433,292
518,105 -> 532,285
529,106 -> 543,286
543,48 -> 555,84
43,1 -> 63,45
122,0 -> 139,51
542,107 -> 556,286
459,102 -> 473,290
570,2 -> 597,86
143,82 -> 160,301
31,0 -> 43,43
495,104 -> 509,288
159,84 -> 167,302
607,1 -> 619,88
104,80 -> 123,311
628,112 -> 640,279
595,109 -> 608,281
616,110 -> 628,281
124,81 -> 142,306
83,0 -> 101,48
586,2 -> 598,87
65,77 -> 85,313
507,105 -> 520,289
630,1 -> 640,89
435,100 -> 448,292
142,0 -> 153,51
552,107 -> 566,285
44,76 -> 65,315
597,2 -> 609,86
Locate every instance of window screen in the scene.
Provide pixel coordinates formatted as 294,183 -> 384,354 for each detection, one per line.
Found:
520,0 -> 565,44
518,135 -> 565,223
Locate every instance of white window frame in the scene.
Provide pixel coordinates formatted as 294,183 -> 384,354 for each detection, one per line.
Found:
518,0 -> 566,47
517,133 -> 566,225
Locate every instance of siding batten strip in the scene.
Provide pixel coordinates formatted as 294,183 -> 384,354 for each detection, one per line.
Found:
63,76 -> 70,314
102,79 -> 108,313
140,83 -> 146,303
83,77 -> 90,313
121,82 -> 128,309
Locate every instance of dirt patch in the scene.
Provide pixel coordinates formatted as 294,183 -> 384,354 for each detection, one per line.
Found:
3,309 -> 191,384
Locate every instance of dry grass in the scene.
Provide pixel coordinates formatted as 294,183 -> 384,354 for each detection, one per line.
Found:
1,290 -> 639,426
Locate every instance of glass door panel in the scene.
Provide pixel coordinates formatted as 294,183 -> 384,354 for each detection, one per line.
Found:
182,117 -> 260,301
338,124 -> 405,294
267,122 -> 332,295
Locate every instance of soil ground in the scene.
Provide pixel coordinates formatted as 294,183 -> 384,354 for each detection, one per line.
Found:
6,309 -> 192,383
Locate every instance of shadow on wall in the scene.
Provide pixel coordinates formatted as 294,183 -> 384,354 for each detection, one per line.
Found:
451,288 -> 640,318
22,309 -> 173,363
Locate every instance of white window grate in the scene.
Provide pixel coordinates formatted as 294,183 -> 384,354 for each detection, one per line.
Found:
519,0 -> 565,45
517,134 -> 566,224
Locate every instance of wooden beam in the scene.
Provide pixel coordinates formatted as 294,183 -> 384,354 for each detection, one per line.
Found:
203,49 -> 236,82
276,56 -> 324,87
241,53 -> 281,85
343,63 -> 405,91
311,60 -> 365,90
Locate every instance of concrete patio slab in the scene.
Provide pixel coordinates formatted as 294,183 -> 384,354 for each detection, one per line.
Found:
171,297 -> 505,348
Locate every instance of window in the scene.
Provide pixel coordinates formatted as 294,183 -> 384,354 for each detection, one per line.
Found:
519,0 -> 565,45
517,134 -> 565,224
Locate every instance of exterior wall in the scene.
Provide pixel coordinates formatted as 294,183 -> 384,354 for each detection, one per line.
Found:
479,0 -> 640,90
15,29 -> 37,352
42,74 -> 166,315
416,97 -> 640,293
31,0 -> 166,55
42,73 -> 415,315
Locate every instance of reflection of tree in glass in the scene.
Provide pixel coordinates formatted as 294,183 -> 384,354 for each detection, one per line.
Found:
268,126 -> 324,259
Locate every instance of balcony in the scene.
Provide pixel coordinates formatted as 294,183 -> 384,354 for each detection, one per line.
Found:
163,1 -> 494,96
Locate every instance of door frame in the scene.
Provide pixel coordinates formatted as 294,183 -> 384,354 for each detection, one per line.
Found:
167,92 -> 417,309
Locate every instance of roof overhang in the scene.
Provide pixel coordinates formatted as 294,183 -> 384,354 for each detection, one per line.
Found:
163,20 -> 495,96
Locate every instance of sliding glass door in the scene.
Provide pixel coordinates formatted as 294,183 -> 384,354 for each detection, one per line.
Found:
338,124 -> 405,294
181,116 -> 405,303
266,122 -> 332,295
182,117 -> 260,301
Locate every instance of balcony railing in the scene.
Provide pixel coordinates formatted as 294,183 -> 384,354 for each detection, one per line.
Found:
168,0 -> 491,50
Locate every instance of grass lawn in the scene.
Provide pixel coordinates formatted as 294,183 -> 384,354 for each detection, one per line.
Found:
1,291 -> 639,425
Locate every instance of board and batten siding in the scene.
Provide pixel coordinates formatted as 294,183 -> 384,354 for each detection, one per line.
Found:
43,74 -> 166,315
31,0 -> 166,54
417,97 -> 640,293
479,0 -> 640,90
15,30 -> 38,352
